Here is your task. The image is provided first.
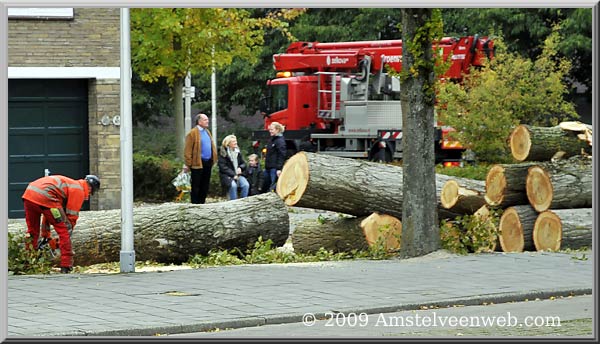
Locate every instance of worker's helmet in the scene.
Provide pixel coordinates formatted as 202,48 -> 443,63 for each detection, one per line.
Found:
85,175 -> 101,195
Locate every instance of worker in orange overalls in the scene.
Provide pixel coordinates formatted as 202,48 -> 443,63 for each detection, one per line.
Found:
22,174 -> 101,273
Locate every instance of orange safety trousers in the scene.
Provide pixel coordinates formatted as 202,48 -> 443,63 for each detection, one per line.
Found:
23,199 -> 73,268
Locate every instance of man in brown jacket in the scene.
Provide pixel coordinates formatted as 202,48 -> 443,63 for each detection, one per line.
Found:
184,113 -> 218,204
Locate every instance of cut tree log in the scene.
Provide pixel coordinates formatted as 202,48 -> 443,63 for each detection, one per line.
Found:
532,210 -> 562,251
291,212 -> 401,254
360,212 -> 402,250
277,151 -> 466,220
526,156 -> 592,212
440,179 -> 486,214
9,192 -> 290,266
485,162 -> 538,208
498,205 -> 538,252
509,124 -> 592,162
548,208 -> 592,250
291,216 -> 367,254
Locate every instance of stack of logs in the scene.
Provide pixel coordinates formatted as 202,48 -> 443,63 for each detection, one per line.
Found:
441,121 -> 593,253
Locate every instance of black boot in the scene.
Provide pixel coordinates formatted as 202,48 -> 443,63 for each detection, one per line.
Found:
60,266 -> 72,274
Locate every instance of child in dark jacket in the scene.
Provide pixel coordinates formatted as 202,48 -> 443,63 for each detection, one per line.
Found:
244,154 -> 265,196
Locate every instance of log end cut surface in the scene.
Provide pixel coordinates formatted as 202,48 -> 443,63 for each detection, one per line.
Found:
360,213 -> 402,251
440,180 -> 459,209
510,125 -> 531,162
498,207 -> 524,252
277,152 -> 309,206
526,166 -> 553,212
533,211 -> 562,251
485,165 -> 506,206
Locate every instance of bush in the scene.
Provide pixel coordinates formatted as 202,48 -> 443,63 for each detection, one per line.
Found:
8,232 -> 56,275
440,208 -> 502,254
133,153 -> 179,202
435,163 -> 491,181
437,29 -> 578,163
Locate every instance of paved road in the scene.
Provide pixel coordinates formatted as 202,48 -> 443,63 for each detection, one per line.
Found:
172,295 -> 594,337
6,250 -> 593,337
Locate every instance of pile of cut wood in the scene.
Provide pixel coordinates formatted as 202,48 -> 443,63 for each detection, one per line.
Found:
442,121 -> 592,253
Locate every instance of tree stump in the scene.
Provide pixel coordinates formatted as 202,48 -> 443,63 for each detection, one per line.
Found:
10,192 -> 290,266
440,179 -> 487,215
526,156 -> 592,212
509,124 -> 591,162
498,205 -> 537,252
291,212 -> 401,254
277,151 -> 461,220
485,162 -> 538,207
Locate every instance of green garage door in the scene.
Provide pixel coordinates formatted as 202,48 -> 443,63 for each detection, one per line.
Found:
8,79 -> 89,218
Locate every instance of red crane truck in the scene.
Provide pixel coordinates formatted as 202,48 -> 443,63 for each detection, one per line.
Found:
253,35 -> 494,164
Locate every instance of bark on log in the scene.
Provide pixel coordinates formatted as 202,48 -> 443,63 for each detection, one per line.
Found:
498,205 -> 538,252
541,208 -> 593,250
509,124 -> 591,162
291,212 -> 401,254
485,162 -> 538,208
9,192 -> 289,266
440,179 -> 487,214
526,156 -> 592,212
277,152 -> 465,220
291,216 -> 368,254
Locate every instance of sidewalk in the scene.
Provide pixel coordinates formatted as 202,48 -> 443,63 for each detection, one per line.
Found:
6,250 -> 594,337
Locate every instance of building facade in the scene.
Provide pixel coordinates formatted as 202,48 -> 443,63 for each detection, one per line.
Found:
8,8 -> 122,217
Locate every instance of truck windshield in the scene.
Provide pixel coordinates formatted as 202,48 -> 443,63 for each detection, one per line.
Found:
270,84 -> 288,112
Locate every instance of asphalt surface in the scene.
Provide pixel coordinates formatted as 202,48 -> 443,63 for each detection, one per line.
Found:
6,249 -> 594,338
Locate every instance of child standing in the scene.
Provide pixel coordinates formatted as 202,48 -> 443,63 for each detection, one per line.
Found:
244,154 -> 265,196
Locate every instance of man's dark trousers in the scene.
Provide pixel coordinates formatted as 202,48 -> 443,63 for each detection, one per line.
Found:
190,159 -> 212,204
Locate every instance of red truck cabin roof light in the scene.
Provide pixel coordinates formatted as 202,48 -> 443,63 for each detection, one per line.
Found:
276,71 -> 293,78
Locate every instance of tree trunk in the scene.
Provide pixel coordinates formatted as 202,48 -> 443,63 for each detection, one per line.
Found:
485,162 -> 538,207
548,208 -> 592,250
526,156 -> 592,212
276,152 -> 461,221
291,213 -> 401,254
440,179 -> 487,215
399,8 -> 438,258
10,193 -> 289,266
498,205 -> 537,252
509,124 -> 591,162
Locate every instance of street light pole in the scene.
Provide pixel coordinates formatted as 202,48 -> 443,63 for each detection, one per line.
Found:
184,71 -> 193,134
119,7 -> 135,273
211,45 -> 217,145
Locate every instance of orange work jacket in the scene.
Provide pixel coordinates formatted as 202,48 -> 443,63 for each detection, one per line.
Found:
22,175 -> 89,228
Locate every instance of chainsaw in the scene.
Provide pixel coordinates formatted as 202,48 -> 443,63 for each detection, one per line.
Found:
37,236 -> 60,257
37,221 -> 60,258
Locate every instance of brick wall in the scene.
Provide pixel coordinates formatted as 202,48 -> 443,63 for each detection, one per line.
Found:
8,8 -> 120,67
88,78 -> 122,210
9,8 -> 122,211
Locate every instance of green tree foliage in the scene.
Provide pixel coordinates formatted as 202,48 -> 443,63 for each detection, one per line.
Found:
442,8 -> 592,98
130,8 -> 303,158
436,29 -> 578,163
